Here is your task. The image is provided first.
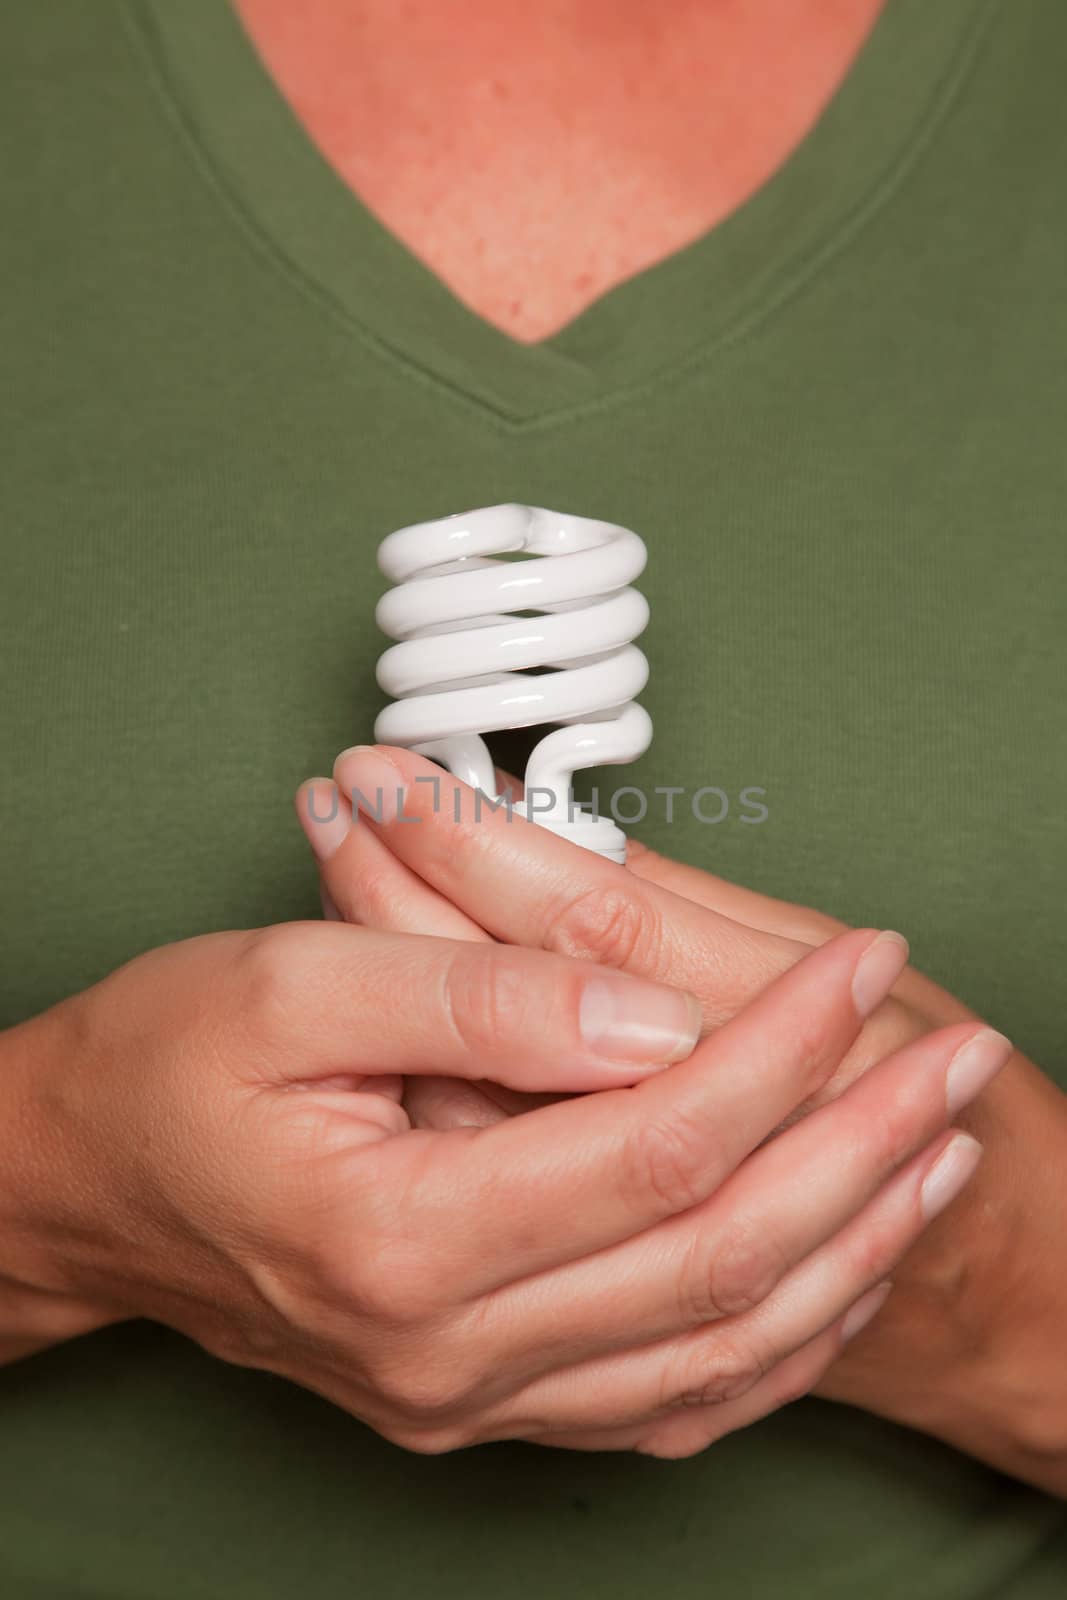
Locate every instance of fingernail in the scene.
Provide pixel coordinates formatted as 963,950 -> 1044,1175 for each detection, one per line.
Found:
579,977 -> 703,1069
297,780 -> 351,862
841,1280 -> 892,1344
850,931 -> 910,1017
920,1133 -> 983,1222
334,745 -> 404,824
945,1029 -> 1012,1116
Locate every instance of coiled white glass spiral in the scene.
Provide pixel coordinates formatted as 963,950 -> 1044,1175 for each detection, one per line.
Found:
374,504 -> 652,861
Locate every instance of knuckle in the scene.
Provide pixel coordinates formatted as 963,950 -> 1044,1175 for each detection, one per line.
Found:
383,1422 -> 471,1456
849,1168 -> 921,1277
234,925 -> 288,1007
542,885 -> 666,975
637,1424 -> 712,1460
667,1333 -> 768,1410
265,1209 -> 446,1331
852,1215 -> 903,1283
353,1241 -> 450,1328
772,1359 -> 822,1411
683,1221 -> 787,1325
870,1095 -> 922,1173
441,945 -> 526,1057
374,1353 -> 477,1424
232,923 -> 320,1040
347,1256 -> 412,1324
834,1101 -> 911,1191
623,1110 -> 711,1217
786,1008 -> 841,1098
1008,1401 -> 1067,1462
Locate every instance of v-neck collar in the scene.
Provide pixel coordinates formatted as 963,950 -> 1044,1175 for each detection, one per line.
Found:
130,0 -> 996,429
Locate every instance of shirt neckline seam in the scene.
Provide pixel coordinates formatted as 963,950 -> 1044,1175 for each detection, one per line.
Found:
124,0 -> 1000,437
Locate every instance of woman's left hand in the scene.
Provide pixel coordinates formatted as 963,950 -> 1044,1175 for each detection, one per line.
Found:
296,744 -> 1067,1494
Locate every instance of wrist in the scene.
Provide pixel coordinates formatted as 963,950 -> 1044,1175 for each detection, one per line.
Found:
0,1002 -> 125,1363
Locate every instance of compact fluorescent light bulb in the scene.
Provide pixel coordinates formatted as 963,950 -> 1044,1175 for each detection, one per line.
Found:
373,504 -> 652,863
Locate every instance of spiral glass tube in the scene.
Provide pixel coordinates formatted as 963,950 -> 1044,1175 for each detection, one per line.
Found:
374,504 -> 652,861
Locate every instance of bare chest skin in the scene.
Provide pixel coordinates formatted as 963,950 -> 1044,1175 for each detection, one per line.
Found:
233,0 -> 884,343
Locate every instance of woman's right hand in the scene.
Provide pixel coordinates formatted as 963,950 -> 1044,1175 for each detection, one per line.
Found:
0,919 -> 1003,1457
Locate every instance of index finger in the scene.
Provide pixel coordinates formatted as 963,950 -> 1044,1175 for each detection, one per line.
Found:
333,744 -> 803,1023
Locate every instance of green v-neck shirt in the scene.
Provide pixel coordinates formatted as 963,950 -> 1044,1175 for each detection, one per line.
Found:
2,1 -> 1065,1595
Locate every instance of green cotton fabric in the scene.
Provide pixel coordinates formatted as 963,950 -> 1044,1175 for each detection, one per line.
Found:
2,1 -> 1066,1595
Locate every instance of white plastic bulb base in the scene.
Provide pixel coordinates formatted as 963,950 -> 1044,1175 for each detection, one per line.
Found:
374,504 -> 653,862
511,803 -> 629,865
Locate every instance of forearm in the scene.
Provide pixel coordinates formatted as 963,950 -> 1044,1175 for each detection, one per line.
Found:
0,1008 -> 121,1364
821,1051 -> 1067,1497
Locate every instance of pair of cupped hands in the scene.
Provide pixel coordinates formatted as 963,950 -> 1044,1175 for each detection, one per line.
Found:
7,744 -> 1013,1460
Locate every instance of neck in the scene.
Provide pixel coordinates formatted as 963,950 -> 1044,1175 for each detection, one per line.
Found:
232,0 -> 886,341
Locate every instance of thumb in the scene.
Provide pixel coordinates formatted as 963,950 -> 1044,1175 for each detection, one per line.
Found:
241,920 -> 704,1095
